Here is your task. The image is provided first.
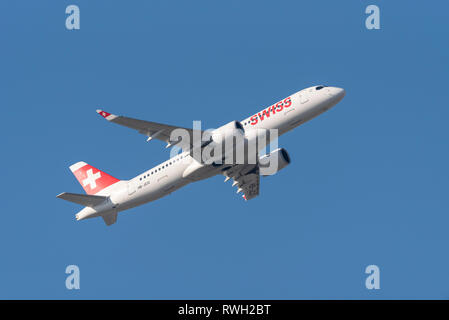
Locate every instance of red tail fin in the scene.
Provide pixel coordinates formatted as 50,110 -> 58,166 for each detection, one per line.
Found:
69,161 -> 120,195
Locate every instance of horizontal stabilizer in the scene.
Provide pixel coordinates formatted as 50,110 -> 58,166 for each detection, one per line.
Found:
57,192 -> 108,207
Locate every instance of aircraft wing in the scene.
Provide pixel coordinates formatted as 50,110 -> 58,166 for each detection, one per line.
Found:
223,164 -> 260,201
96,109 -> 202,150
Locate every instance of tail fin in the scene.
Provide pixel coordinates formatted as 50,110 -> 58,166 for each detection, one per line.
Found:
69,161 -> 120,195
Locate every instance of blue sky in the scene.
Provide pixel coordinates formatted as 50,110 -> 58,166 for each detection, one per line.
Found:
0,0 -> 448,299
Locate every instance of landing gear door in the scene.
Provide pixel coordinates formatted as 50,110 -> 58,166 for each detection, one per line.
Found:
128,180 -> 136,195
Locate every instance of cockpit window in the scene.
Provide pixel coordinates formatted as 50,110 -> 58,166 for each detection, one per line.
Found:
316,86 -> 325,90
235,121 -> 244,131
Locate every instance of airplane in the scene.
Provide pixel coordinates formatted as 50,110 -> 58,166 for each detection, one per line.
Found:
57,85 -> 345,226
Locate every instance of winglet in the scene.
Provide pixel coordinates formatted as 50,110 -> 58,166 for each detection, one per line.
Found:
96,109 -> 117,121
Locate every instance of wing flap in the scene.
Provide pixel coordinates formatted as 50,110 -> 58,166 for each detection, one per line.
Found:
238,172 -> 260,200
224,164 -> 260,201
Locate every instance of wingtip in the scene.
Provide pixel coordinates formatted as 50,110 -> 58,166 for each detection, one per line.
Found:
96,109 -> 118,121
96,109 -> 111,118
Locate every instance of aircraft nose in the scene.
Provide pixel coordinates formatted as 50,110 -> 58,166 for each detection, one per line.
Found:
329,87 -> 346,102
333,87 -> 345,98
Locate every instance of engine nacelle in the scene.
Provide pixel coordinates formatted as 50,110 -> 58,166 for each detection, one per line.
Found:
200,120 -> 245,164
259,148 -> 291,176
210,120 -> 245,145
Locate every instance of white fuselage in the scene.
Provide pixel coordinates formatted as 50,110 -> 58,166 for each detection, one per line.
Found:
76,86 -> 345,221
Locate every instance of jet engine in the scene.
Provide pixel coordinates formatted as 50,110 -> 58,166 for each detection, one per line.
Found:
259,148 -> 291,176
210,120 -> 245,145
199,120 -> 245,164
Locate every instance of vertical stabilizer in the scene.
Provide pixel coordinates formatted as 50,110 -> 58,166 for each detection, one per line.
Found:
69,161 -> 120,195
